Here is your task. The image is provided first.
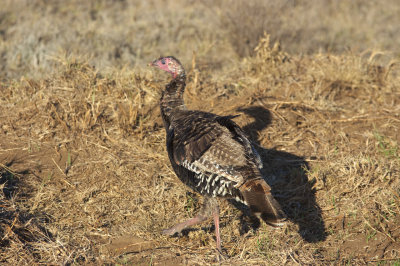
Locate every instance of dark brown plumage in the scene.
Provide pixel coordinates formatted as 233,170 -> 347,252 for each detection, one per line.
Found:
150,56 -> 286,253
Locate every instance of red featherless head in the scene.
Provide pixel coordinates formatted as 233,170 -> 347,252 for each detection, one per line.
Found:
149,56 -> 185,78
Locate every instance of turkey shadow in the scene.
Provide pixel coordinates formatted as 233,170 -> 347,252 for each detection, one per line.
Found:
230,106 -> 326,243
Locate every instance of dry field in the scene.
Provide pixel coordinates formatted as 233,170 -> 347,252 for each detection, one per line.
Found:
1,0 -> 400,265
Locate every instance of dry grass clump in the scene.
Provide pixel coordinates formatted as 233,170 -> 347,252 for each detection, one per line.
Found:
0,56 -> 165,264
1,32 -> 399,264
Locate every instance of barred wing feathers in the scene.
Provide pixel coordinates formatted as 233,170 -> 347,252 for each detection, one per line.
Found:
171,112 -> 256,185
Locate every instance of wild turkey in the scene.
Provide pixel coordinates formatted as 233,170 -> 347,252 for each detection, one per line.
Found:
150,56 -> 286,253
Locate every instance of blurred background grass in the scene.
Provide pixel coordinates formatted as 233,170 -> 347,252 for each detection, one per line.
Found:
1,0 -> 399,81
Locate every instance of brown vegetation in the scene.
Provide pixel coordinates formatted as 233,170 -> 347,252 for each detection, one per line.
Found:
0,0 -> 399,264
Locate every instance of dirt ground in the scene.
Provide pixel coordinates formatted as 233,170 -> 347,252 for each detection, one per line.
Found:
1,1 -> 400,265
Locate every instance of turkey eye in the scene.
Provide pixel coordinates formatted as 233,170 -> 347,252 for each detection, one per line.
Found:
161,59 -> 166,64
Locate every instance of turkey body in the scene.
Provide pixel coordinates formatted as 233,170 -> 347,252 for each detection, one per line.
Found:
166,110 -> 259,200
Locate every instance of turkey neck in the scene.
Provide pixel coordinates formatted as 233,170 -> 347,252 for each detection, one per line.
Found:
160,73 -> 187,130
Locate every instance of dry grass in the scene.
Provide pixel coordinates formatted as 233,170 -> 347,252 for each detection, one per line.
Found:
1,1 -> 400,265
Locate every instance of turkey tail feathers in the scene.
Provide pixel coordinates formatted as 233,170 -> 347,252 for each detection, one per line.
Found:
239,179 -> 287,227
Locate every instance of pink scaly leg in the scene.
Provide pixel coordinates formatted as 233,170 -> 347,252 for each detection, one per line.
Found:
162,197 -> 215,236
163,197 -> 225,258
212,205 -> 222,253
162,214 -> 208,236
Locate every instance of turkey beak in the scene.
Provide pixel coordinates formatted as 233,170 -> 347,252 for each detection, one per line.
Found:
148,60 -> 157,67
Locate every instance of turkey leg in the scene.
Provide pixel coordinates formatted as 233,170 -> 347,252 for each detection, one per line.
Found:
162,214 -> 208,236
162,197 -> 222,252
